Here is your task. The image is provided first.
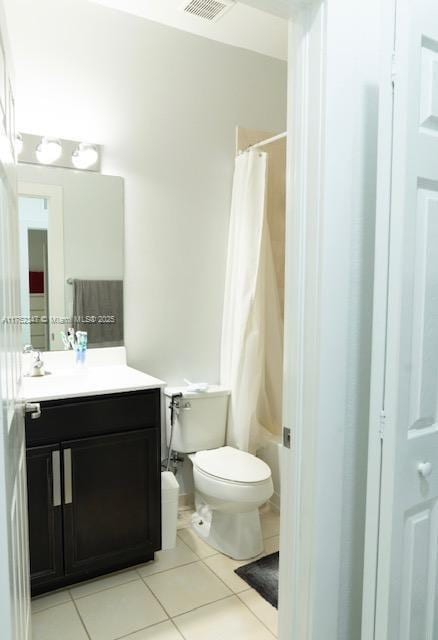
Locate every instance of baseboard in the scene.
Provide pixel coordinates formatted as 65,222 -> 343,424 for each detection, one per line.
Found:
269,492 -> 281,513
178,493 -> 194,509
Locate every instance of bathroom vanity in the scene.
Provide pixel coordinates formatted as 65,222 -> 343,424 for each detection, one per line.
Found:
16,161 -> 170,597
22,351 -> 165,596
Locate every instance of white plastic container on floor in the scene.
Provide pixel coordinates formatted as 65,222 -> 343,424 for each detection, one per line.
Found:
161,471 -> 179,550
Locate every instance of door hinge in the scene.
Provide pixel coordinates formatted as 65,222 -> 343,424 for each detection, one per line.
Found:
24,402 -> 41,420
379,410 -> 386,440
283,426 -> 291,449
391,52 -> 396,86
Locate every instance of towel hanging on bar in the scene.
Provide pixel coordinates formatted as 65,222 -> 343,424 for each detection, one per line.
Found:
72,279 -> 123,347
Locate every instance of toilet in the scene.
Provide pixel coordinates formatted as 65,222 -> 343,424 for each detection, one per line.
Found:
164,386 -> 273,560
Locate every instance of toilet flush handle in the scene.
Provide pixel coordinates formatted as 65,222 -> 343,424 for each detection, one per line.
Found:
171,398 -> 191,410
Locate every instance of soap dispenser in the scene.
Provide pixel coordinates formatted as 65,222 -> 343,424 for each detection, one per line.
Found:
29,351 -> 45,377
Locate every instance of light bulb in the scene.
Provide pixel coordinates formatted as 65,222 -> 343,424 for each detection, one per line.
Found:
72,143 -> 98,170
36,137 -> 62,164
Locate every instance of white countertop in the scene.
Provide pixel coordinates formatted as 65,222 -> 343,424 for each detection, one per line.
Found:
20,364 -> 166,402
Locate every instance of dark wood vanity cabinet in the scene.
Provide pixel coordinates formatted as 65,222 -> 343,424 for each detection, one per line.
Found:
25,389 -> 162,596
63,429 -> 159,577
27,444 -> 64,588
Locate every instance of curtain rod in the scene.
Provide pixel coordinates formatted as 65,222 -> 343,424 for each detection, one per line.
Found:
247,131 -> 287,151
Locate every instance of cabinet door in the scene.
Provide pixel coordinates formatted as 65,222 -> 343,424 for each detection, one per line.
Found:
27,444 -> 64,591
62,429 -> 161,577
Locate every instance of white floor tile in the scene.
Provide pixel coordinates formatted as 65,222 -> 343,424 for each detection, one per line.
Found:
203,554 -> 252,593
70,568 -> 139,599
143,561 -> 232,617
32,602 -> 88,640
177,527 -> 217,559
177,509 -> 194,530
137,538 -> 198,577
75,579 -> 167,640
260,511 -> 280,539
31,589 -> 72,614
239,589 -> 278,636
203,533 -> 280,594
122,620 -> 184,639
173,595 -> 275,640
32,512 -> 281,640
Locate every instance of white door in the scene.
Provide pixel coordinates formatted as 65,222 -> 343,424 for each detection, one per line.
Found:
0,5 -> 31,638
363,0 -> 438,638
0,176 -> 31,640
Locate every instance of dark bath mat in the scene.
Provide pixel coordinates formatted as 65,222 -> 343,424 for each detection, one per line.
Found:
235,551 -> 279,608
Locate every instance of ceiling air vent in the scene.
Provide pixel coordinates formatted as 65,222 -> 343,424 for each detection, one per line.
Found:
180,0 -> 235,22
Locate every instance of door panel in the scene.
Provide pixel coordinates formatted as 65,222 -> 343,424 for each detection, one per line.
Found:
63,429 -> 160,577
401,509 -> 435,640
419,40 -> 438,133
409,189 -> 438,432
26,444 -> 64,591
364,1 -> 438,638
392,11 -> 438,640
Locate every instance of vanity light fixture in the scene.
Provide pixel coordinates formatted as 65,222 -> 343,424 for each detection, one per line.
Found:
19,133 -> 101,172
15,133 -> 23,156
71,142 -> 98,170
35,137 -> 63,164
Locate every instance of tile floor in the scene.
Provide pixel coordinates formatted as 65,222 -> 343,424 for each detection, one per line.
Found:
31,505 -> 280,640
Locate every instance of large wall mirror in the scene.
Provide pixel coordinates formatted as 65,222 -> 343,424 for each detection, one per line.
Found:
18,164 -> 124,351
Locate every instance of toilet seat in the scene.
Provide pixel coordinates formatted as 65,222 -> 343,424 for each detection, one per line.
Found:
192,446 -> 271,484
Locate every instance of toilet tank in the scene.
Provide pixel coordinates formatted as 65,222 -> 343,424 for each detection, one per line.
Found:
164,386 -> 230,453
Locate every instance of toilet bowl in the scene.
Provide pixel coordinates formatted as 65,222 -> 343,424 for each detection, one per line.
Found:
190,446 -> 273,560
164,386 -> 274,560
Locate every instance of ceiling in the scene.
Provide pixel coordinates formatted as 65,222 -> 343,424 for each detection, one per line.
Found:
86,0 -> 288,60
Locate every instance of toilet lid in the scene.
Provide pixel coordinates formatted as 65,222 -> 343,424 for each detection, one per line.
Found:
193,446 -> 271,483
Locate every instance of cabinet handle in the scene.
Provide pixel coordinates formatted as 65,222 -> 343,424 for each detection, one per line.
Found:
52,451 -> 61,507
64,449 -> 72,504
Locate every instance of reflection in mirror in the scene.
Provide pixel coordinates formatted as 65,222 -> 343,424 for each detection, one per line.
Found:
19,197 -> 49,350
18,165 -> 124,351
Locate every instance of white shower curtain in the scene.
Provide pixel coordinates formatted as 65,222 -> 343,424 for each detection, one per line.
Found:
220,150 -> 283,454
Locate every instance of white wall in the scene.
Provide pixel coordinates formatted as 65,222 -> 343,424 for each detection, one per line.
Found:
257,439 -> 282,510
5,0 -> 287,385
89,0 -> 288,60
318,1 -> 379,634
